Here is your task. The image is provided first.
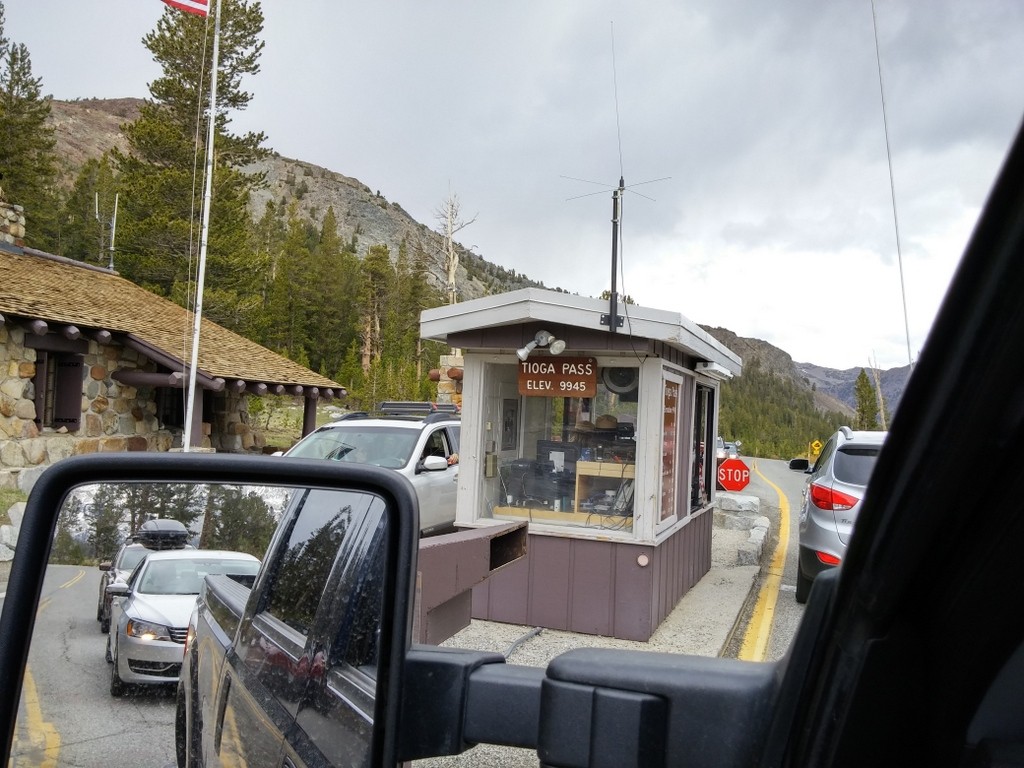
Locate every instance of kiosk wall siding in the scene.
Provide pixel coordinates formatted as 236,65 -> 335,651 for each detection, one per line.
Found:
471,509 -> 712,642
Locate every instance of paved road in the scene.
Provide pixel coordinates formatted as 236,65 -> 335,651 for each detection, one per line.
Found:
727,456 -> 809,661
7,564 -> 177,768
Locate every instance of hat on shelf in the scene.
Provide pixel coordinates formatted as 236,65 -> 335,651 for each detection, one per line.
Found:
574,420 -> 596,432
595,414 -> 619,430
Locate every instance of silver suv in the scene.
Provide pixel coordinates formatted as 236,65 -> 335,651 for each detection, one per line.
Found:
794,426 -> 887,603
282,402 -> 461,536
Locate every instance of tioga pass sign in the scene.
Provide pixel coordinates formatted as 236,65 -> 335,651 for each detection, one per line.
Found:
518,356 -> 597,397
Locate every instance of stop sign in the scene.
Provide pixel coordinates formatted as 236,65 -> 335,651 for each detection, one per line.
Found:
717,458 -> 751,492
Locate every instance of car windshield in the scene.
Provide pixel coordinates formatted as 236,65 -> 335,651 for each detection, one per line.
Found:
116,547 -> 148,572
287,426 -> 421,467
136,558 -> 260,596
833,447 -> 881,486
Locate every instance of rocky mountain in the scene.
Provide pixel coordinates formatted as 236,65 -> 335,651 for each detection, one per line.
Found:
47,98 -> 139,184
46,98 -> 545,303
702,327 -> 858,417
45,98 -> 907,412
796,362 -> 911,421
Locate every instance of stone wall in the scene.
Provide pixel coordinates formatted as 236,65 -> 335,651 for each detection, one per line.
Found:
435,353 -> 464,409
0,324 -> 175,491
0,202 -> 26,247
211,391 -> 265,453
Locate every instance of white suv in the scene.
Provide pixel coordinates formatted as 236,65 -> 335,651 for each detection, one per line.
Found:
282,402 -> 461,536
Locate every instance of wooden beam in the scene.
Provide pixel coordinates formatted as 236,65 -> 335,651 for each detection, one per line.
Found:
62,325 -> 81,340
302,395 -> 317,436
111,370 -> 185,388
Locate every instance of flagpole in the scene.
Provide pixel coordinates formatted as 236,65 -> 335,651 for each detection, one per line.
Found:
183,0 -> 221,451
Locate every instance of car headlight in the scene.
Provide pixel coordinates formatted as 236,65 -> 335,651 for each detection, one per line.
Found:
126,619 -> 172,642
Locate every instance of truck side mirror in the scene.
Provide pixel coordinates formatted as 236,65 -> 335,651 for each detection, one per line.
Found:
0,453 -> 419,767
789,458 -> 810,471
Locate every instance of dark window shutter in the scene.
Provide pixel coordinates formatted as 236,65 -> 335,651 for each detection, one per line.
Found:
54,357 -> 83,431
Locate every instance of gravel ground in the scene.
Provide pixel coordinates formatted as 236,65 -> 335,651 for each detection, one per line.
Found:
413,524 -> 760,767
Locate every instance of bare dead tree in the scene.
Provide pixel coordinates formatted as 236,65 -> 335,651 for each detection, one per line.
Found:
434,190 -> 476,305
868,355 -> 887,430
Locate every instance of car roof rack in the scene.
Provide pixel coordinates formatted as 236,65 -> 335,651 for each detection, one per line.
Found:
331,411 -> 370,421
378,401 -> 460,418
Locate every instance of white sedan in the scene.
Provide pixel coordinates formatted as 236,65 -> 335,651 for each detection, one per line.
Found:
105,548 -> 260,696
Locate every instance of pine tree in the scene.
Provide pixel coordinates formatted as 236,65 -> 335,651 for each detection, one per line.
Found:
59,155 -> 120,264
853,368 -> 879,430
53,496 -> 87,565
359,244 -> 394,371
87,485 -> 127,563
307,207 -> 361,377
0,2 -> 60,249
199,485 -> 276,557
113,0 -> 267,333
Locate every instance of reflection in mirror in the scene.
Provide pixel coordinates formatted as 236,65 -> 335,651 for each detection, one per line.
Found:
9,480 -> 389,768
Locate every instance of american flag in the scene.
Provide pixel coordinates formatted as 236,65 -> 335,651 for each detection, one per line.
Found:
161,0 -> 208,16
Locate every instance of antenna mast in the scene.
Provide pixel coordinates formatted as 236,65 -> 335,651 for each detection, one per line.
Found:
108,193 -> 119,270
603,177 -> 625,332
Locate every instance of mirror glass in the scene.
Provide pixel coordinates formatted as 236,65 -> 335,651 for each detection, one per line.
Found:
6,480 -> 389,767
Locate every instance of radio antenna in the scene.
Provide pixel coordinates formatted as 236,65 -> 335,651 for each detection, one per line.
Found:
563,22 -> 669,333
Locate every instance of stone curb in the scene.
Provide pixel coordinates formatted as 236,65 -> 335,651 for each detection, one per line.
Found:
714,491 -> 771,566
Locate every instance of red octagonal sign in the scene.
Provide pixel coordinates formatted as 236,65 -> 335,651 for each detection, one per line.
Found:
718,458 -> 751,492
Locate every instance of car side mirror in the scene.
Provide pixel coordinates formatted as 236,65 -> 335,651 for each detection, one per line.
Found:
105,582 -> 130,598
98,562 -> 112,571
0,453 -> 419,767
421,455 -> 450,473
788,458 -> 810,471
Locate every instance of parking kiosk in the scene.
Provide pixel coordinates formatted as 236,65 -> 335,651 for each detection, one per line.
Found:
420,288 -> 741,641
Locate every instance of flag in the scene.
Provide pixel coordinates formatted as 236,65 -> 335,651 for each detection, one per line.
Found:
161,0 -> 208,16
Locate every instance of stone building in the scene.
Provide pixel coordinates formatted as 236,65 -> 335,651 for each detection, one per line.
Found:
0,200 -> 343,493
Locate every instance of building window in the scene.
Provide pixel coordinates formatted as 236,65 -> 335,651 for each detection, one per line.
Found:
489,363 -> 638,534
690,383 -> 716,510
157,387 -> 185,429
32,351 -> 83,432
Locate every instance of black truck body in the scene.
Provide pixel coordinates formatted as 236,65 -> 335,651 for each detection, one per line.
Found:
176,485 -> 394,768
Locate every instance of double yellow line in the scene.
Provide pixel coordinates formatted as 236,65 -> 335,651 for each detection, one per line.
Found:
12,570 -> 83,767
737,461 -> 790,662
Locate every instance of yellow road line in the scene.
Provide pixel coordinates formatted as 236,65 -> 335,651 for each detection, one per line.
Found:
738,460 -> 790,661
59,571 -> 85,590
11,570 -> 82,767
18,668 -> 62,768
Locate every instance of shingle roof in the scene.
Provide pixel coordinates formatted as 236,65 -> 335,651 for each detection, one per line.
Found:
0,247 -> 342,392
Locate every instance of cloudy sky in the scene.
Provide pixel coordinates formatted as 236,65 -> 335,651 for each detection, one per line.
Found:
7,1 -> 1024,369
